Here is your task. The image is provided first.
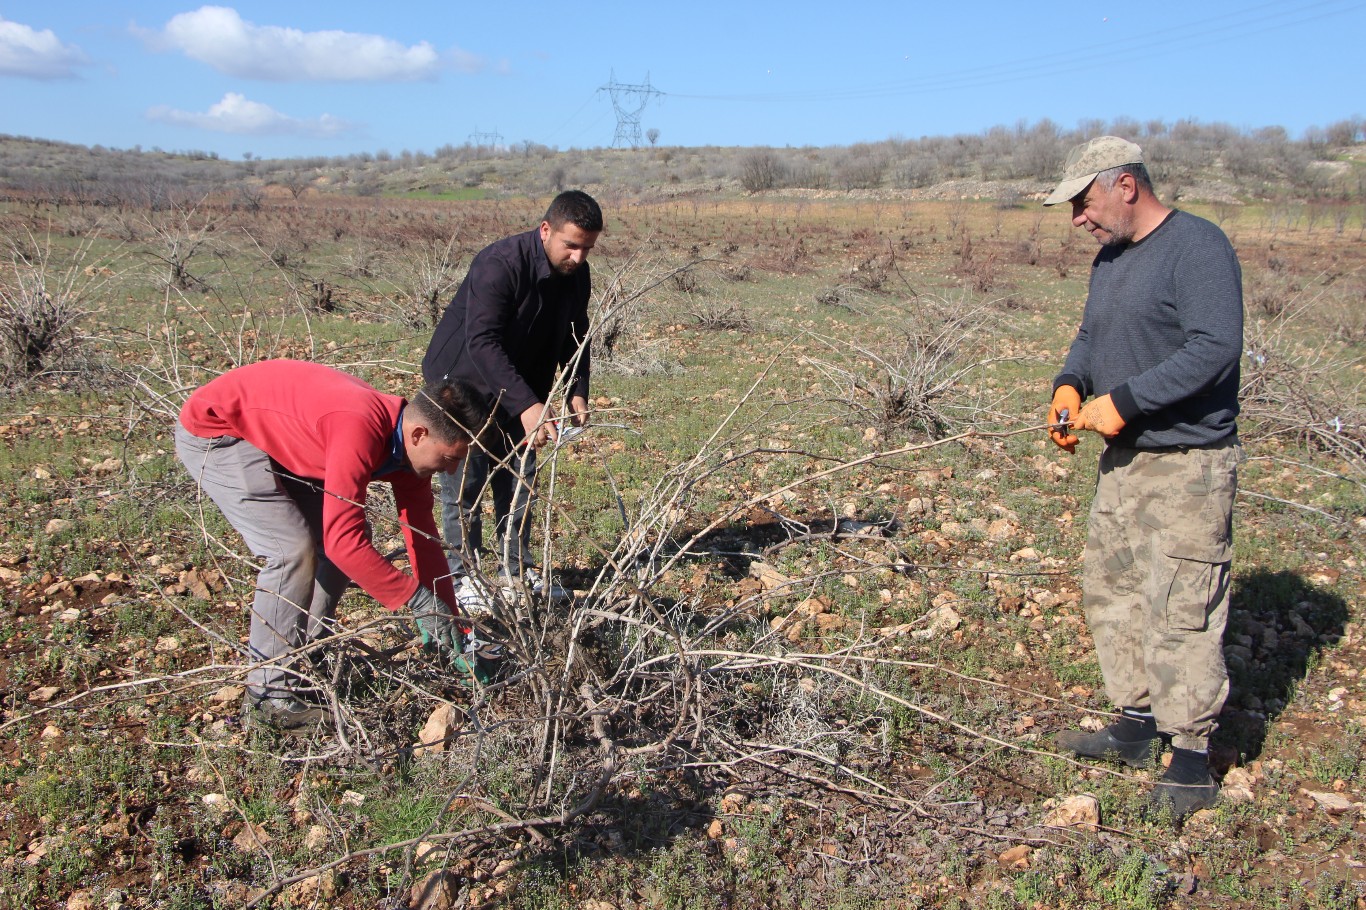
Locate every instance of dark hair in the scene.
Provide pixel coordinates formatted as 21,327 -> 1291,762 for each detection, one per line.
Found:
1095,163 -> 1154,195
544,190 -> 603,232
410,378 -> 491,445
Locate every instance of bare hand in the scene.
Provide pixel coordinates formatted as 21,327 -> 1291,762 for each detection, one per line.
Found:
519,402 -> 557,449
569,395 -> 590,429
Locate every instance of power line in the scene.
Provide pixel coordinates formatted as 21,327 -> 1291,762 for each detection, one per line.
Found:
665,0 -> 1362,105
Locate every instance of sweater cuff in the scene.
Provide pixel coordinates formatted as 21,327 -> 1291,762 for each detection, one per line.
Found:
1110,383 -> 1141,422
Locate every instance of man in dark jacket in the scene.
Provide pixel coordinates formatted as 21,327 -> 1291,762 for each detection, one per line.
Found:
423,190 -> 602,604
1043,137 -> 1244,824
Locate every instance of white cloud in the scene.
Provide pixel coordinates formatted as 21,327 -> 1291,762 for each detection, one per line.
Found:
146,92 -> 355,138
148,6 -> 467,82
0,16 -> 88,79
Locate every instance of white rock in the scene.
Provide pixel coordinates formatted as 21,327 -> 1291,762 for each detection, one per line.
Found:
1304,790 -> 1355,814
1042,794 -> 1101,830
303,825 -> 330,852
911,605 -> 961,640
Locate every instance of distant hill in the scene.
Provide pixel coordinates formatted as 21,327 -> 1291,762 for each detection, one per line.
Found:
2,118 -> 1361,205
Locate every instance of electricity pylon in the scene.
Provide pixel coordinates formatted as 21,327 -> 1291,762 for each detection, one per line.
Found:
598,72 -> 662,149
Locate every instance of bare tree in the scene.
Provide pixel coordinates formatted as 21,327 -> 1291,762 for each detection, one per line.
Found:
141,197 -> 221,291
739,150 -> 783,193
0,226 -> 119,383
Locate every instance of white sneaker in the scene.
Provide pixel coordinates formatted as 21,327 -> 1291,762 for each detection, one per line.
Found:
454,575 -> 495,616
502,567 -> 570,602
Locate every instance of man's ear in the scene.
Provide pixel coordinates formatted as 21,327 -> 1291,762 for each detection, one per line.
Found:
407,422 -> 429,446
1118,173 -> 1140,203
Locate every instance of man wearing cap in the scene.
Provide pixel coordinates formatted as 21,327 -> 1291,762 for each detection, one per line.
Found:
1043,136 -> 1244,822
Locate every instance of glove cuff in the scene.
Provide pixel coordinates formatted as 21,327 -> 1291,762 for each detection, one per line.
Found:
1053,375 -> 1084,397
1109,383 -> 1141,422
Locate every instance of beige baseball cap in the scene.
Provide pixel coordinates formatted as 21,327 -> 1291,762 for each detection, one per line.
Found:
1042,136 -> 1145,206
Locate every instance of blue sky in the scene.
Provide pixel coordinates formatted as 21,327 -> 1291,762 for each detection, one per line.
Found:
2,1 -> 1363,160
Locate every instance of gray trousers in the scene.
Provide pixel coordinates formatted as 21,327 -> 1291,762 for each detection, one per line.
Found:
1083,438 -> 1242,751
438,431 -> 538,577
175,425 -> 349,697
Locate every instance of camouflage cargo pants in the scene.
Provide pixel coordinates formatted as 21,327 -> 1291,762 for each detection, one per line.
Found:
1083,438 -> 1242,751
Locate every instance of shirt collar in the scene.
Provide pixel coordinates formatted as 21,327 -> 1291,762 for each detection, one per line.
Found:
372,408 -> 406,478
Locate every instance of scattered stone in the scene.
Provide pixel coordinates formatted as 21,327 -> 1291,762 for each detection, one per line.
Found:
414,841 -> 444,864
44,518 -> 72,535
208,685 -> 245,706
34,466 -> 52,480
0,566 -> 21,582
986,518 -> 1015,541
28,686 -> 61,704
997,844 -> 1031,869
749,561 -> 793,592
814,613 -> 846,633
939,520 -> 965,539
796,597 -> 829,617
1042,794 -> 1100,831
911,605 -> 961,640
232,823 -> 271,853
720,791 -> 748,814
1221,768 -> 1256,804
89,457 -> 123,475
341,790 -> 365,808
1303,790 -> 1355,815
303,825 -> 330,853
415,704 -> 462,757
40,725 -> 62,741
179,569 -> 213,600
44,580 -> 74,597
154,636 -> 180,653
410,870 -> 461,910
66,890 -> 94,910
904,496 -> 934,516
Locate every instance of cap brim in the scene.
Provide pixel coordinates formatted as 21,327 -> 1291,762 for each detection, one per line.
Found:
1042,173 -> 1096,207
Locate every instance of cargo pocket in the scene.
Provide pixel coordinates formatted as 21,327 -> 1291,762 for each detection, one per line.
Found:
1158,529 -> 1231,633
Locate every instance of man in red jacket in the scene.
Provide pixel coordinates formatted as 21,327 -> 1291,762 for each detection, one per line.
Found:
175,360 -> 489,731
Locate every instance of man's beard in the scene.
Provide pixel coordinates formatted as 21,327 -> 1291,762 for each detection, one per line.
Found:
1100,211 -> 1137,247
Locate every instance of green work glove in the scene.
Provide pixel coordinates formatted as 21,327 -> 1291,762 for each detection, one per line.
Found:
407,586 -> 460,656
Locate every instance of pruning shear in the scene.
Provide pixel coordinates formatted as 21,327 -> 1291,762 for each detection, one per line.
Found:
1050,407 -> 1073,433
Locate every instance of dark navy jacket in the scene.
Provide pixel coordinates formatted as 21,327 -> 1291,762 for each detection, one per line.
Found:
423,228 -> 591,439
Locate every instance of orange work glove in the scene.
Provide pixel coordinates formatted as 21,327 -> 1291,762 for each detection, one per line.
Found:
1048,385 -> 1081,453
1073,393 -> 1126,439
